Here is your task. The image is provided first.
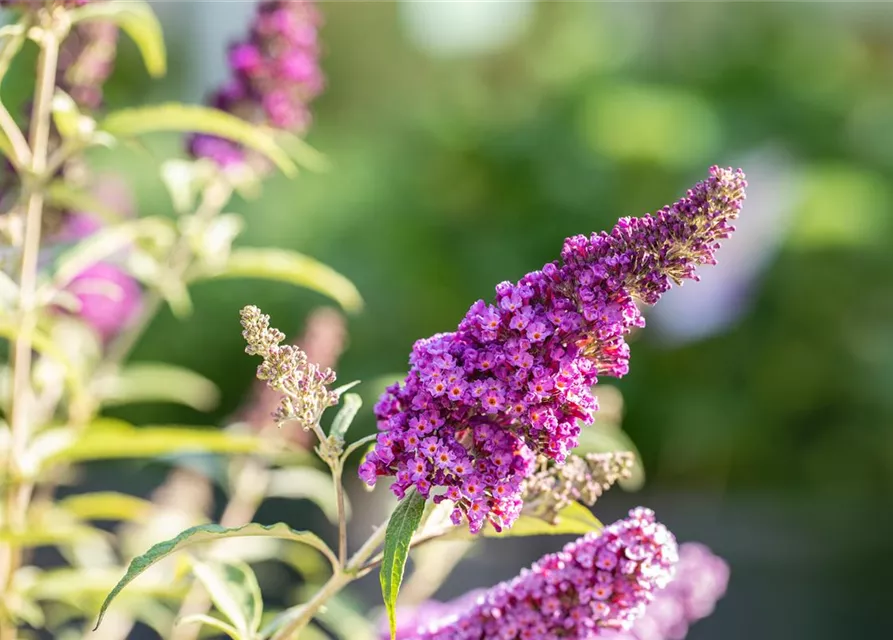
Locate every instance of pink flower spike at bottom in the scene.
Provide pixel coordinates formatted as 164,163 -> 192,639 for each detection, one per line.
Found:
400,508 -> 678,640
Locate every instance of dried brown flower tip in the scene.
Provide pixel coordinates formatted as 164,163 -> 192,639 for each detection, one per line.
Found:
521,451 -> 634,524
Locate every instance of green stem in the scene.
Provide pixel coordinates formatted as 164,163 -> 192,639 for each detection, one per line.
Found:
270,516 -> 390,640
1,22 -> 60,640
332,461 -> 347,567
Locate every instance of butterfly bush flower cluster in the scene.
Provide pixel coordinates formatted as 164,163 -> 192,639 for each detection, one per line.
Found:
361,167 -> 747,533
521,451 -> 634,524
395,508 -> 678,640
240,305 -> 338,429
189,0 -> 324,168
50,180 -> 142,342
57,18 -> 118,110
601,543 -> 729,640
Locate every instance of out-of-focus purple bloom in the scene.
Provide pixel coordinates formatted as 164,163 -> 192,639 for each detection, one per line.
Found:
360,167 -> 747,533
64,262 -> 142,342
57,18 -> 119,110
188,0 -> 324,168
600,542 -> 729,640
50,178 -> 142,342
388,540 -> 726,640
384,508 -> 678,640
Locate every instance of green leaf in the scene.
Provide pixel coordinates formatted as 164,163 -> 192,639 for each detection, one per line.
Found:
25,568 -> 188,603
193,247 -> 362,313
332,380 -> 361,397
51,90 -> 82,139
100,104 -> 296,176
39,420 -> 263,469
329,393 -> 362,441
266,467 -> 347,524
446,502 -> 603,540
94,522 -> 337,630
94,362 -> 220,412
273,129 -> 331,173
380,491 -> 426,640
0,321 -> 85,403
57,492 -> 153,523
190,560 -> 262,639
49,217 -> 176,289
0,525 -> 107,549
177,614 -> 242,640
70,0 -> 166,77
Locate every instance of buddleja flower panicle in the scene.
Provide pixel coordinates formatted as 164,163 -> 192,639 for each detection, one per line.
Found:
360,167 -> 746,533
402,508 -> 678,640
240,305 -> 337,430
189,0 -> 324,168
602,542 -> 730,640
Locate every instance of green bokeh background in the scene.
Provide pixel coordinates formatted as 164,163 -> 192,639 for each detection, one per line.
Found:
9,1 -> 893,638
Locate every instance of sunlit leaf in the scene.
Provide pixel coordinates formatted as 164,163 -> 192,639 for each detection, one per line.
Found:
39,420 -> 264,469
58,492 -> 153,523
24,568 -> 188,603
272,129 -> 331,173
94,362 -> 220,412
177,614 -> 241,640
0,321 -> 85,403
329,393 -> 362,441
95,522 -> 337,630
190,560 -> 262,639
51,90 -> 81,139
266,467 -> 347,524
0,525 -> 107,549
380,490 -> 426,640
70,0 -> 166,77
49,217 -> 176,289
439,501 -> 603,541
100,104 -> 296,176
192,247 -> 362,313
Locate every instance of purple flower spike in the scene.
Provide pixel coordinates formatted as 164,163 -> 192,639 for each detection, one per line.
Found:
188,0 -> 324,168
65,262 -> 142,342
600,542 -> 730,640
402,508 -> 678,640
360,167 -> 747,532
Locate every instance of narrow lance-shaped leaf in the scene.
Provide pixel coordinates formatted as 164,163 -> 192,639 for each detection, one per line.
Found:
429,501 -> 603,542
38,421 -> 263,471
380,490 -> 426,640
50,217 -> 176,289
94,362 -> 220,412
94,522 -> 338,630
58,492 -> 153,523
69,0 -> 167,77
176,614 -> 241,640
190,560 -> 262,639
191,247 -> 363,314
100,104 -> 296,176
329,393 -> 362,441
